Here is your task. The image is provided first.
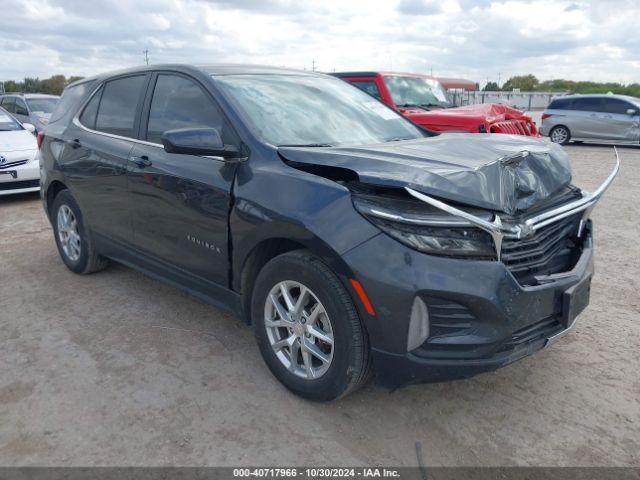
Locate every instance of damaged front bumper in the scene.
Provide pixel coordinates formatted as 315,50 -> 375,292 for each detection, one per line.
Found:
343,225 -> 594,388
342,150 -> 618,388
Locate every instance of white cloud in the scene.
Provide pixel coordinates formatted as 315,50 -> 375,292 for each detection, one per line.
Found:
0,0 -> 637,86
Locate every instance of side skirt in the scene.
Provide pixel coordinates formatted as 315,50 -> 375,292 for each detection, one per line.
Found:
94,233 -> 243,318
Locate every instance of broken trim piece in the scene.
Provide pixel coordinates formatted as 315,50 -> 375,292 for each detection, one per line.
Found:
405,148 -> 620,261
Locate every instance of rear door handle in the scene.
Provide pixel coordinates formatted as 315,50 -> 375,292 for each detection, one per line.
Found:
66,138 -> 81,149
129,155 -> 152,168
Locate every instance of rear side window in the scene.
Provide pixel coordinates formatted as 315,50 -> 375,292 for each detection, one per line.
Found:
601,98 -> 633,115
146,74 -> 232,145
572,97 -> 603,112
350,80 -> 382,100
79,86 -> 103,130
549,98 -> 572,110
95,75 -> 146,138
50,82 -> 92,123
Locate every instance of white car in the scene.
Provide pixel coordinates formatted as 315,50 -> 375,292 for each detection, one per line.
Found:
0,107 -> 40,195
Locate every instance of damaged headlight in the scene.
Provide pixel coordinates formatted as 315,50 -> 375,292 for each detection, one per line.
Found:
352,194 -> 495,258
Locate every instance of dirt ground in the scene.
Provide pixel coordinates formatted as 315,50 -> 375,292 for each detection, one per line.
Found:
0,144 -> 638,467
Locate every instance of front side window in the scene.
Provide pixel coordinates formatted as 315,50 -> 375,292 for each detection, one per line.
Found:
95,75 -> 146,138
383,76 -> 451,108
15,98 -> 28,115
215,74 -> 423,147
601,98 -> 634,115
350,80 -> 382,100
146,74 -> 230,144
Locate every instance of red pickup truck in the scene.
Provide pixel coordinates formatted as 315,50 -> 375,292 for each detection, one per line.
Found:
333,71 -> 539,136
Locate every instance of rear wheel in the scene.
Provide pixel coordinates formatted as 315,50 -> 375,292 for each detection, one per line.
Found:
549,125 -> 571,145
51,190 -> 109,274
252,250 -> 371,401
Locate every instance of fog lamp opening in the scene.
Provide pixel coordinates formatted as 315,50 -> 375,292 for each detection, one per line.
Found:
407,296 -> 430,352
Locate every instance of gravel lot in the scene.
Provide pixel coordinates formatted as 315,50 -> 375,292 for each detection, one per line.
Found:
0,144 -> 638,467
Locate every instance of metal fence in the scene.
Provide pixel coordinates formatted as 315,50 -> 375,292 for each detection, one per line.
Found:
448,90 -> 569,111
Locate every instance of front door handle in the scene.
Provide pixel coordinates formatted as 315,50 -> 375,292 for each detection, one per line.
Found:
129,155 -> 152,168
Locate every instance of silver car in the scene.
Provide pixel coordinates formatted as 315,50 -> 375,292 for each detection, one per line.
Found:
540,94 -> 640,145
0,93 -> 59,134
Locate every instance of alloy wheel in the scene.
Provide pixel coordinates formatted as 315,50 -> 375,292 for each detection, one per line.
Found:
550,127 -> 568,143
57,204 -> 81,261
264,280 -> 334,379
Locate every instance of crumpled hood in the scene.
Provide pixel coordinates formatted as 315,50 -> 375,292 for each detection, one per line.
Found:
406,103 -> 533,128
279,133 -> 572,215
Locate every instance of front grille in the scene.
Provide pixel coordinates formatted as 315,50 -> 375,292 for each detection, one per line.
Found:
0,159 -> 29,169
502,213 -> 583,285
0,179 -> 40,191
490,120 -> 537,136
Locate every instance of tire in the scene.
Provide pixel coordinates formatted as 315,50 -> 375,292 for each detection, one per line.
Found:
252,250 -> 371,401
51,189 -> 109,274
549,125 -> 571,145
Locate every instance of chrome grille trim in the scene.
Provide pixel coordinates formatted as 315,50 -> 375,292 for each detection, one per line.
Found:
405,147 -> 620,260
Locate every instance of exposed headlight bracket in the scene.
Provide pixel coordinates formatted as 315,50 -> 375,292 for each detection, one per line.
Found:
406,148 -> 620,261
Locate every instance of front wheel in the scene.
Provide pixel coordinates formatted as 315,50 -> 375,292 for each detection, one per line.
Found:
549,125 -> 571,145
252,250 -> 371,401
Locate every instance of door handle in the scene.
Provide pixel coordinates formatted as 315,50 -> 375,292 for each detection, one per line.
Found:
66,138 -> 81,149
129,155 -> 152,168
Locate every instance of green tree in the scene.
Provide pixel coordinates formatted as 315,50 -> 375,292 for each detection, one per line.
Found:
483,81 -> 499,91
502,74 -> 539,91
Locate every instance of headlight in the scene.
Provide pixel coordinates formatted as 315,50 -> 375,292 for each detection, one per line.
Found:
352,194 -> 495,258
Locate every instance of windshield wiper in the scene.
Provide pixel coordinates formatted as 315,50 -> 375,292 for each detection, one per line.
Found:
278,143 -> 334,148
385,137 -> 414,142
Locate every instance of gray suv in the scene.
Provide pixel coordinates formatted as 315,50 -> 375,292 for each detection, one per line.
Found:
0,93 -> 59,133
540,94 -> 640,145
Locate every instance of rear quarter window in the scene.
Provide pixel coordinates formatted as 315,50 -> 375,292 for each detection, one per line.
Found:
549,98 -> 572,110
50,81 -> 93,123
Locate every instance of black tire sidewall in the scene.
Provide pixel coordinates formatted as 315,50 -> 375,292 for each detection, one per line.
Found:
51,190 -> 91,273
252,252 -> 363,401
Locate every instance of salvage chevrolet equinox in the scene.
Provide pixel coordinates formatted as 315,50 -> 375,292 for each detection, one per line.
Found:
39,65 -> 618,401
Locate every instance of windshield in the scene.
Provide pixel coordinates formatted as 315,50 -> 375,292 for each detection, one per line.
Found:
0,108 -> 22,131
384,76 -> 451,108
214,74 -> 423,147
26,98 -> 58,114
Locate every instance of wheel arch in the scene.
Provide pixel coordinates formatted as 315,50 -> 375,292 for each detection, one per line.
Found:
235,234 -> 359,325
44,180 -> 69,219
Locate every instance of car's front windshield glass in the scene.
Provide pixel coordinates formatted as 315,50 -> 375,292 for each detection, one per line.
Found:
214,74 -> 424,147
0,109 -> 22,131
26,98 -> 58,114
384,76 -> 451,108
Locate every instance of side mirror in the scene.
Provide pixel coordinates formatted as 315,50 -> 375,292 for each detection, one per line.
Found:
161,128 -> 240,159
627,108 -> 638,116
22,123 -> 36,134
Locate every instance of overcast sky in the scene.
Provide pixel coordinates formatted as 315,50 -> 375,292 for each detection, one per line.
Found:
1,0 -> 638,85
